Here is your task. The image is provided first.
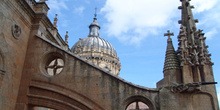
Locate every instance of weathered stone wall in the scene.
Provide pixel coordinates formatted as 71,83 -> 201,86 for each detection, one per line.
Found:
159,87 -> 219,110
16,35 -> 159,110
0,0 -> 33,109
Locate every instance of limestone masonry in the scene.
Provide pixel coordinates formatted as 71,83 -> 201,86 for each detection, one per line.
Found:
0,0 -> 219,110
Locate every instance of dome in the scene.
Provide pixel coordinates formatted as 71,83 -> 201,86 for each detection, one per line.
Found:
71,15 -> 121,75
71,37 -> 117,57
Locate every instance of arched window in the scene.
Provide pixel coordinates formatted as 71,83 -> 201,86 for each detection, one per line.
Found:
124,96 -> 155,110
33,107 -> 54,110
126,101 -> 149,110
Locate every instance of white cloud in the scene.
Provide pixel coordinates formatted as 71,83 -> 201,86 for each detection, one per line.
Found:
101,0 -> 180,45
191,0 -> 218,13
60,20 -> 69,27
101,0 -> 220,45
46,0 -> 70,28
73,6 -> 85,15
47,0 -> 69,15
194,0 -> 220,40
199,2 -> 220,26
206,28 -> 217,40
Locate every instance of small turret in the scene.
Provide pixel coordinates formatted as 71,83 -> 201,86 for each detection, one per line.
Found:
157,30 -> 181,88
88,8 -> 100,37
163,30 -> 180,72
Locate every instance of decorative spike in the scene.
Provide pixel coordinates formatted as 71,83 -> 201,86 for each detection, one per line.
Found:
198,29 -> 203,33
199,33 -> 205,36
194,19 -> 199,23
178,6 -> 183,9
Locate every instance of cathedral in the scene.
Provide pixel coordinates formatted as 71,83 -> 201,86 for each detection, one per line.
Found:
0,0 -> 219,110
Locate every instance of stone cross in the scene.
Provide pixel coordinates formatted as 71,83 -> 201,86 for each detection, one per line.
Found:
46,58 -> 64,76
164,30 -> 174,40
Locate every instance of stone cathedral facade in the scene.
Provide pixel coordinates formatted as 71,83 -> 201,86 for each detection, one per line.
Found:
0,0 -> 219,110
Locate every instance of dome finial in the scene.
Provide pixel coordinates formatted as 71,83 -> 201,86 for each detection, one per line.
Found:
94,7 -> 97,20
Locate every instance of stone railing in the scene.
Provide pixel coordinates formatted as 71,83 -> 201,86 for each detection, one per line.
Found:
25,0 -> 36,8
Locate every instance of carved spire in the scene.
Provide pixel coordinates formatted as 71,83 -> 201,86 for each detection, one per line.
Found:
53,14 -> 58,28
178,0 -> 213,66
179,0 -> 198,46
65,31 -> 69,44
177,0 -> 215,84
198,30 -> 213,65
88,8 -> 100,37
178,0 -> 199,66
163,30 -> 180,72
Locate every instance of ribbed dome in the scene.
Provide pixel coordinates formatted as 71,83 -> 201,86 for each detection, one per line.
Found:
71,37 -> 117,57
70,14 -> 121,75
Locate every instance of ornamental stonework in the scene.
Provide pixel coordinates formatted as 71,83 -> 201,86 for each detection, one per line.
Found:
11,22 -> 22,39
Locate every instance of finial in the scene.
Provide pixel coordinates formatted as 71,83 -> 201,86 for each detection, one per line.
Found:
163,30 -> 180,72
164,30 -> 174,40
95,7 -> 97,18
53,14 -> 58,28
93,7 -> 98,21
65,31 -> 69,44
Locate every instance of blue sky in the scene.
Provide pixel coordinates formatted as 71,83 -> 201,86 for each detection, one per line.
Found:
41,0 -> 219,103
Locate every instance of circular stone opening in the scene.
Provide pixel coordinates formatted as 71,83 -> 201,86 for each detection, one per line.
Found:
46,58 -> 64,76
42,52 -> 65,77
